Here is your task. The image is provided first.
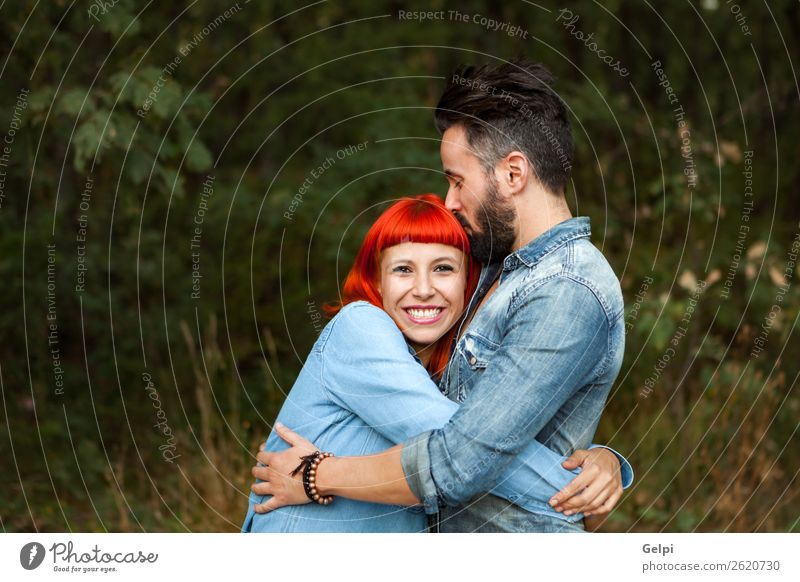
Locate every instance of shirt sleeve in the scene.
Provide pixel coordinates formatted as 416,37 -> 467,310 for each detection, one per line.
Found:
401,276 -> 616,511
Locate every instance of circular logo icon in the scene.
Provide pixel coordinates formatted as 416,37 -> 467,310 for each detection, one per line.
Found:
20,542 -> 46,570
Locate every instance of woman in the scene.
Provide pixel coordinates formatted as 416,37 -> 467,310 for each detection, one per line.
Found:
242,194 -> 627,532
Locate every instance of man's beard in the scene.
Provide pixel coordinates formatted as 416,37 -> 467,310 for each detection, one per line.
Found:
455,174 -> 516,264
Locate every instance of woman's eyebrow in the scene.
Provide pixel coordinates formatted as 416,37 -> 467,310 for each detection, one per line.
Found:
388,256 -> 457,265
444,169 -> 463,180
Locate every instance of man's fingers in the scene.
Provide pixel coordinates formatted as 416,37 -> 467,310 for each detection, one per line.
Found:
274,422 -> 301,446
574,477 -> 617,514
581,474 -> 623,516
579,490 -> 612,516
256,451 -> 272,466
251,481 -> 273,496
586,478 -> 622,514
561,449 -> 589,471
550,464 -> 597,508
586,488 -> 623,517
560,473 -> 611,514
254,497 -> 282,514
251,464 -> 270,482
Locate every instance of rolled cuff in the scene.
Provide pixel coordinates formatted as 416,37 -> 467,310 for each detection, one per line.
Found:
588,444 -> 634,488
400,431 -> 441,515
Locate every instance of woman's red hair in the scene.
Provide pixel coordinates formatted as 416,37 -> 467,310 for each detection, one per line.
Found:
325,194 -> 480,379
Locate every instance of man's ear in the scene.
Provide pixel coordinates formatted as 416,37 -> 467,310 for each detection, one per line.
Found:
498,151 -> 530,197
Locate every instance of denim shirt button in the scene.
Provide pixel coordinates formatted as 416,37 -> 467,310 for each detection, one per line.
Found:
469,355 -> 477,366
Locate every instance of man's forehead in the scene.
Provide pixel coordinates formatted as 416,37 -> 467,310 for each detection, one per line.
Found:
441,125 -> 468,148
440,128 -> 479,172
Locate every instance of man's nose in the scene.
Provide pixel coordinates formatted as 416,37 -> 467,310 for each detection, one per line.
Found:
444,186 -> 461,213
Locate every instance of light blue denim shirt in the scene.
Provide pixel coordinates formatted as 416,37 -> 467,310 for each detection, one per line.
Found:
401,217 -> 631,532
243,294 -> 629,532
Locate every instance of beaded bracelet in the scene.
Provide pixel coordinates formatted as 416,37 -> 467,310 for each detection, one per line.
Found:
291,451 -> 335,505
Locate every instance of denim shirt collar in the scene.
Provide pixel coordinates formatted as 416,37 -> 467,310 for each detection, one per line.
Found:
502,216 -> 591,272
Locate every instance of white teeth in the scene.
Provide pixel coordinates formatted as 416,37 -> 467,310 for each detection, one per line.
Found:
408,308 -> 442,320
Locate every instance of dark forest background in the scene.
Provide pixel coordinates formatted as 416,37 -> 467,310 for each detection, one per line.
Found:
1,0 -> 798,532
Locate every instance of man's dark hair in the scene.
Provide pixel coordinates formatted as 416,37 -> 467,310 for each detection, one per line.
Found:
434,60 -> 574,195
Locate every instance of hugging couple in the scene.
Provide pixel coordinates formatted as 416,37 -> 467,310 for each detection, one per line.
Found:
242,59 -> 633,533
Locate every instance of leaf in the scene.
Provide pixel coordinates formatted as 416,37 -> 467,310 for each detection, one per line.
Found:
125,148 -> 153,185
158,166 -> 184,198
72,111 -> 109,172
94,0 -> 141,37
185,140 -> 213,172
27,85 -> 56,113
57,88 -> 93,117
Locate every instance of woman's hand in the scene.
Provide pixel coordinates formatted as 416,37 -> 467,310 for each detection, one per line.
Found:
548,448 -> 623,517
250,423 -> 319,513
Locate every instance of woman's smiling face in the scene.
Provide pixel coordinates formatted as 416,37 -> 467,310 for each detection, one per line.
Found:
378,242 -> 468,358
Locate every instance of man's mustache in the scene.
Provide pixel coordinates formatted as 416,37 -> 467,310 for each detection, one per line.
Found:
454,212 -> 473,232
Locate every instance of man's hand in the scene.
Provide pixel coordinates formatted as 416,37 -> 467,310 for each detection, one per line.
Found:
250,423 -> 319,513
548,448 -> 623,517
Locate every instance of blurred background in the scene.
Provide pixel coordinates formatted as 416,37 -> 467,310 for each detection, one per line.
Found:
0,0 -> 798,532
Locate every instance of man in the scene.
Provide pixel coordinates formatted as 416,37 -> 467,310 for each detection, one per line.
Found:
252,60 -> 631,532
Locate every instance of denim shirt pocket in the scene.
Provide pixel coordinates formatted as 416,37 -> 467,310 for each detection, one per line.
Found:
455,332 -> 497,402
